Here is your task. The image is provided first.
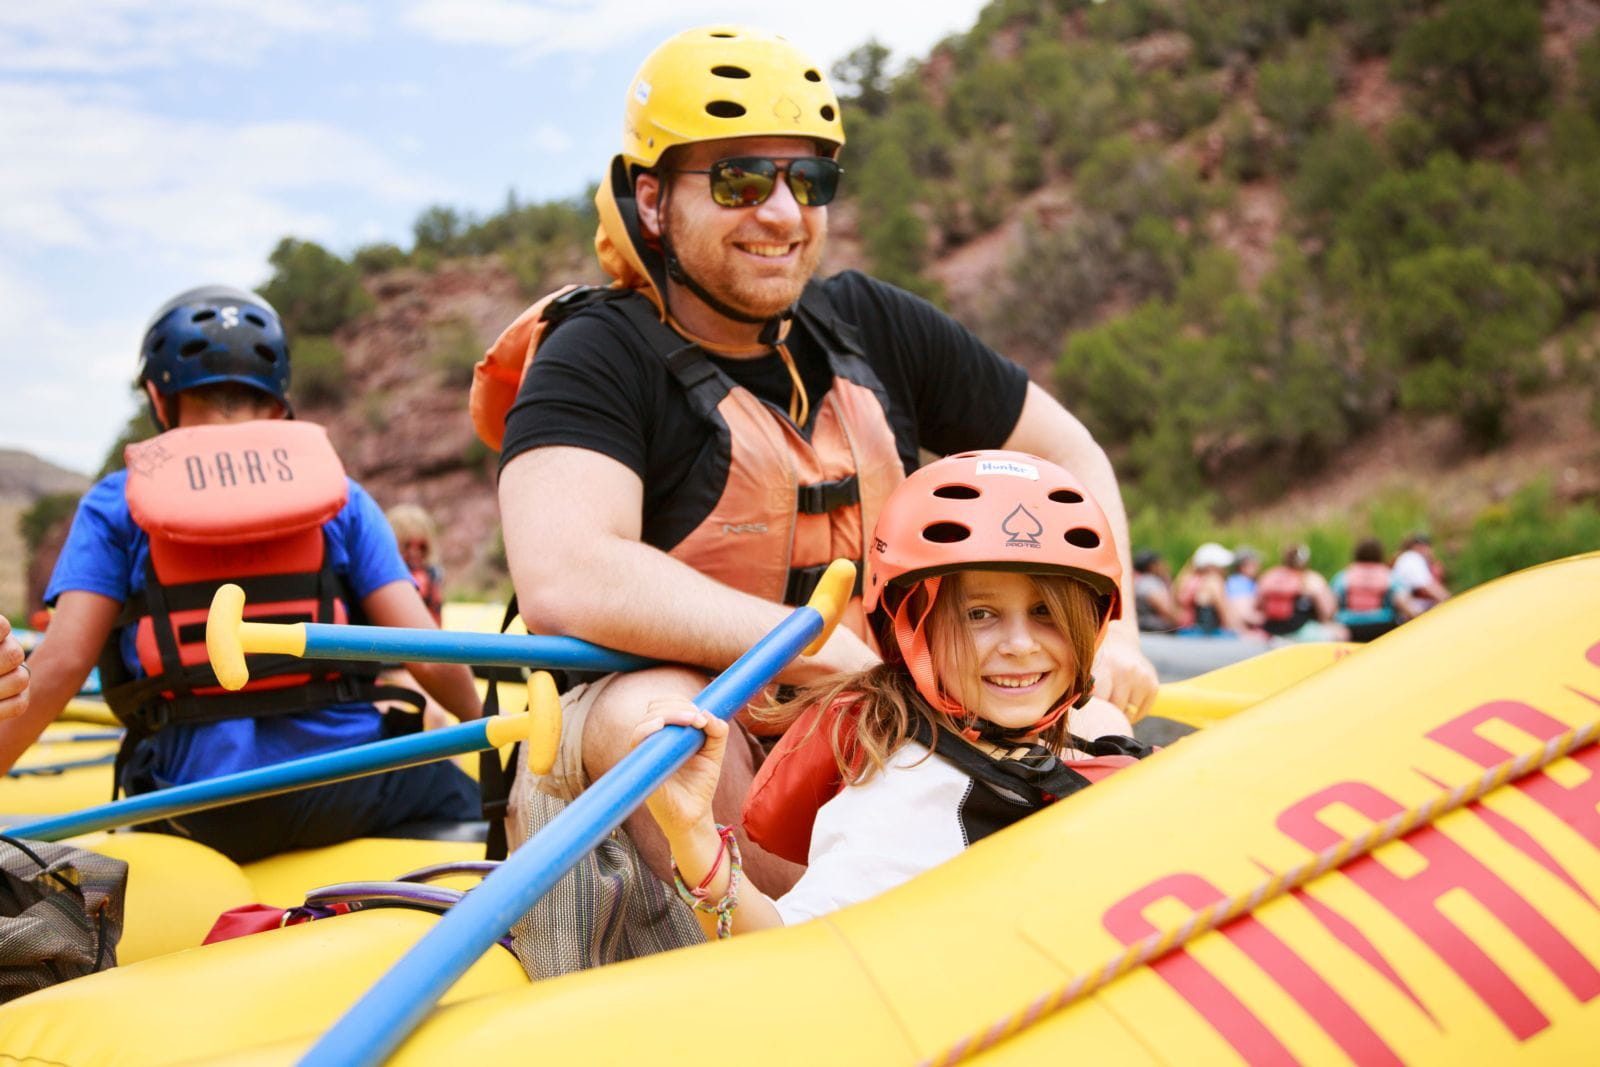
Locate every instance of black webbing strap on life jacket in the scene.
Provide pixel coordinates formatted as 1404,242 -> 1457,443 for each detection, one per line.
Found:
907,715 -> 1155,810
477,598 -> 529,862
100,540 -> 424,797
606,290 -> 871,608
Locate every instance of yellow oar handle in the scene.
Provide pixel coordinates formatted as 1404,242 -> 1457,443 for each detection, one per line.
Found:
522,671 -> 562,775
801,558 -> 857,657
483,672 -> 562,776
207,583 -> 309,691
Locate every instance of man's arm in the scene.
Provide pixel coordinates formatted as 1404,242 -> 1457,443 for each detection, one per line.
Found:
0,591 -> 118,773
360,580 -> 483,722
499,445 -> 877,684
1001,382 -> 1158,719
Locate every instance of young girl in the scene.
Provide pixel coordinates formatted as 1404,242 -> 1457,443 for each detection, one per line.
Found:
636,450 -> 1154,939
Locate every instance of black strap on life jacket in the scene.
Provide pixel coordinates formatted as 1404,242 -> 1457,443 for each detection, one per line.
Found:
99,534 -> 424,798
602,288 -> 872,607
477,599 -> 528,862
907,714 -> 1155,811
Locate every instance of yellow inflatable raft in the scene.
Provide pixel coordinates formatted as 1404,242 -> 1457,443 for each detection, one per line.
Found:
3,555 -> 1597,1064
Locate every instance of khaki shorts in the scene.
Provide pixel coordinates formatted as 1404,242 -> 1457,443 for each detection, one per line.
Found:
502,671 -> 769,851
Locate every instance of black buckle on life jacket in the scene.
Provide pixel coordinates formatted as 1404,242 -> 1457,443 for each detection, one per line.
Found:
795,475 -> 861,515
783,561 -> 864,606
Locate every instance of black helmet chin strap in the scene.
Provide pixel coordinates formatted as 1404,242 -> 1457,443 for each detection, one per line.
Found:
656,178 -> 783,328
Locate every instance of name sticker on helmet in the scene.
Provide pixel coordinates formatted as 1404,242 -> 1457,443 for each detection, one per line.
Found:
976,459 -> 1039,480
634,79 -> 651,105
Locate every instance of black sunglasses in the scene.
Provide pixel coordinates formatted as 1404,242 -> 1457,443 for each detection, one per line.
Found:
671,156 -> 843,208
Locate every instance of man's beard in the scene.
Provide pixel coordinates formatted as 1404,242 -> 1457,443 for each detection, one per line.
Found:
663,199 -> 825,321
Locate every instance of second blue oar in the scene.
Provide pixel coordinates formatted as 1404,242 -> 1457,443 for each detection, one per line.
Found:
301,558 -> 858,1067
205,582 -> 655,688
3,674 -> 559,842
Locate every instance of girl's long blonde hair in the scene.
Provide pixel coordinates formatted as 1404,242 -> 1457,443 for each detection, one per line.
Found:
757,570 -> 1105,783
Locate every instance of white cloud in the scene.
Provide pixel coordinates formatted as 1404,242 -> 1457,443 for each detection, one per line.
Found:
399,0 -> 980,71
0,262 -> 138,474
529,123 -> 573,154
0,1 -> 370,73
0,83 -> 439,267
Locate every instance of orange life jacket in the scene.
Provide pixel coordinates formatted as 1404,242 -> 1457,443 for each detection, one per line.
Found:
101,421 -> 399,741
473,286 -> 904,641
1339,561 -> 1393,615
743,696 -> 1145,865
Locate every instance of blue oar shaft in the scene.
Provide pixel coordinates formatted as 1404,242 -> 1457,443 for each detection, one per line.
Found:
5,717 -> 501,842
301,605 -> 825,1067
299,625 -> 655,673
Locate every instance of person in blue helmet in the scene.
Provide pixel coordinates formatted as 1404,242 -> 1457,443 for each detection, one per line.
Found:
0,286 -> 483,862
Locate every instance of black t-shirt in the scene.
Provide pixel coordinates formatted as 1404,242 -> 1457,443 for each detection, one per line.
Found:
499,270 -> 1029,549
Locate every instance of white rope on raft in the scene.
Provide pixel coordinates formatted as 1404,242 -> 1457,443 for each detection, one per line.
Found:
921,716 -> 1600,1067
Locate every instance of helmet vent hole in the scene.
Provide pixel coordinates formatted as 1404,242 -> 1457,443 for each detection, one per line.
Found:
244,312 -> 266,327
151,338 -> 165,353
1049,489 -> 1083,504
705,100 -> 747,119
922,522 -> 970,544
804,69 -> 822,82
255,344 -> 278,363
820,105 -> 836,121
179,339 -> 208,358
711,65 -> 751,79
709,31 -> 735,38
1065,527 -> 1101,549
192,309 -> 217,322
932,484 -> 980,500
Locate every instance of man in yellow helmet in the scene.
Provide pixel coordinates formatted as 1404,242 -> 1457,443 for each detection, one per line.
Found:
494,26 -> 1155,902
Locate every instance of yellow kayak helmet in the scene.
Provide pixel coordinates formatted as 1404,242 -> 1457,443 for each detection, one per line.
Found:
623,25 -> 846,170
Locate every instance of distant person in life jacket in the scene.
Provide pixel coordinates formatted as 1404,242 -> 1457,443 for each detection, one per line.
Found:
1255,543 -> 1342,641
1132,550 -> 1181,633
1332,538 -> 1414,643
1391,532 -> 1450,616
1175,542 -> 1242,636
0,286 -> 483,863
0,618 -> 27,723
387,504 -> 445,625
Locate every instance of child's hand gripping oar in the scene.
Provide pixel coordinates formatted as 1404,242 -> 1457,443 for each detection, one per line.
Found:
300,559 -> 859,1067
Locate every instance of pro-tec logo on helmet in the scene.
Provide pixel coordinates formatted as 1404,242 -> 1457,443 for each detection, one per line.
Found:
977,459 -> 1039,480
1002,505 -> 1043,547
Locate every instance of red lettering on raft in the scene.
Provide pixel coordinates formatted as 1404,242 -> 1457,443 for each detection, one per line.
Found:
1103,873 -> 1401,1065
1278,782 -> 1600,1040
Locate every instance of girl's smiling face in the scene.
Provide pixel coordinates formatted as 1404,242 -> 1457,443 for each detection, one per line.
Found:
935,570 -> 1076,732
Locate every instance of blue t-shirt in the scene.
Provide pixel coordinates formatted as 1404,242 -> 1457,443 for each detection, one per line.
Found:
47,471 -> 411,786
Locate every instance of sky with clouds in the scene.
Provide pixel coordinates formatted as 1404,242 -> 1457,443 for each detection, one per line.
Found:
1,1 -> 989,475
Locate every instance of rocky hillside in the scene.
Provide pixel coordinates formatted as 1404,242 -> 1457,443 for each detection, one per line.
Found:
1,450 -> 89,619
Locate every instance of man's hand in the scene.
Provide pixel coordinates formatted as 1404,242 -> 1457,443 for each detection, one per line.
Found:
0,617 -> 28,722
1091,626 -> 1158,723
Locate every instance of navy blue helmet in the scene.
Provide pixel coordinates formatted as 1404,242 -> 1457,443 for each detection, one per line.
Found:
137,286 -> 292,425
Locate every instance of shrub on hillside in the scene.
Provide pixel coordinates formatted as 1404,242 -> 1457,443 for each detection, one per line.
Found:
352,242 -> 407,276
1450,479 -> 1600,591
1369,246 -> 1558,446
1257,31 -> 1338,157
20,493 -> 82,553
260,238 -> 371,336
289,335 -> 347,409
1391,0 -> 1550,153
1288,121 -> 1387,238
429,317 -> 483,388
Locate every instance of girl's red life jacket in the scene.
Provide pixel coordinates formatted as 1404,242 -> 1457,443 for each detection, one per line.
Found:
742,695 -> 1142,866
101,421 -> 391,740
1340,561 -> 1392,614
